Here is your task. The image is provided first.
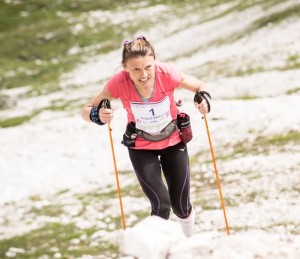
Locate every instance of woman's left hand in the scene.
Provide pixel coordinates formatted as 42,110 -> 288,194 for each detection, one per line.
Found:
194,99 -> 209,114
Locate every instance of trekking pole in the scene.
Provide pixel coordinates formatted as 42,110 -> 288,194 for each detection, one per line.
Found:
202,113 -> 230,235
195,92 -> 229,235
104,101 -> 126,230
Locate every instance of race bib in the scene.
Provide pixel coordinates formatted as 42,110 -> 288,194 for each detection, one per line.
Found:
130,96 -> 172,134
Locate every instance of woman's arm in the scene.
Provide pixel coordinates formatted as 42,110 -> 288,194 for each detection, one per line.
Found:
179,73 -> 207,93
179,73 -> 210,114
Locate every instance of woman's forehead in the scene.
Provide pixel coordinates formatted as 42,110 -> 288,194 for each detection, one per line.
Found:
125,55 -> 155,67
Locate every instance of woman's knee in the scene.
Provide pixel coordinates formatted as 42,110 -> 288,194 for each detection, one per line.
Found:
159,204 -> 171,219
172,203 -> 192,219
152,201 -> 171,219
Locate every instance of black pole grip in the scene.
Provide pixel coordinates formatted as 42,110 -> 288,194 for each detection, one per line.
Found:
194,91 -> 211,112
194,92 -> 203,104
103,99 -> 111,109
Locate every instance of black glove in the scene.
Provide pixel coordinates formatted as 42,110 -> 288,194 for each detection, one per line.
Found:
194,91 -> 211,112
89,99 -> 111,126
121,122 -> 137,147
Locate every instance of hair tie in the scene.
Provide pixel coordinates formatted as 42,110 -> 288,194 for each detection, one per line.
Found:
123,40 -> 130,46
136,36 -> 145,40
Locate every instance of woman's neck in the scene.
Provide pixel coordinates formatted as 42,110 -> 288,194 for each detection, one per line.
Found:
133,81 -> 154,100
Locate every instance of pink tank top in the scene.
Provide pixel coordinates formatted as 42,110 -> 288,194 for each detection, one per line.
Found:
107,61 -> 182,150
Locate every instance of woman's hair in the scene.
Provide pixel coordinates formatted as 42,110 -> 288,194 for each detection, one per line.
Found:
122,36 -> 156,65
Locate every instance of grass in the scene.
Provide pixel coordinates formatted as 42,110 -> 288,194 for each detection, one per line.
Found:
0,0 -> 299,257
234,95 -> 259,100
1,0 -> 299,95
1,0 -> 292,94
0,222 -> 118,259
1,0 -> 236,94
266,130 -> 300,145
0,97 -> 85,128
0,181 -> 135,258
0,127 -> 298,257
0,171 -> 151,258
29,204 -> 65,218
1,0 -> 299,128
0,112 -> 41,128
252,3 -> 300,29
0,0 -> 170,94
175,0 -> 300,78
221,130 -> 300,159
235,66 -> 265,77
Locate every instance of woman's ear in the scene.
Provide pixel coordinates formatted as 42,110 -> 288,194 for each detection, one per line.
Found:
123,64 -> 129,72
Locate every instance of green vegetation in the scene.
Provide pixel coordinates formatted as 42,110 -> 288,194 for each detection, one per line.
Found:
0,0 -> 299,257
221,130 -> 300,159
266,130 -> 300,145
175,0 -> 300,78
0,180 -> 138,258
0,222 -> 118,259
0,0 -> 298,127
252,4 -> 300,29
0,0 -> 123,93
29,204 -> 65,217
286,87 -> 300,95
0,127 -> 298,257
3,0 -> 298,94
0,111 -> 40,128
235,66 -> 265,77
1,0 -> 237,95
0,0 -> 170,94
191,130 -> 300,167
235,95 -> 259,100
0,97 -> 85,128
283,54 -> 300,70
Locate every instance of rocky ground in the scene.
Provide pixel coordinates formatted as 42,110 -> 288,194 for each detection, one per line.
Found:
0,0 -> 299,258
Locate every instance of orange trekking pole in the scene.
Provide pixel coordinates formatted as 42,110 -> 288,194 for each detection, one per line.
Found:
195,92 -> 230,235
203,114 -> 230,235
104,100 -> 126,230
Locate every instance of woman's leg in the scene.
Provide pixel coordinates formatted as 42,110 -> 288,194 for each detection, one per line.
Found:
128,148 -> 171,219
160,142 -> 192,218
160,142 -> 195,236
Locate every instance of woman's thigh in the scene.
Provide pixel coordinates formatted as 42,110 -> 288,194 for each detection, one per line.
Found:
160,142 -> 192,217
128,148 -> 171,218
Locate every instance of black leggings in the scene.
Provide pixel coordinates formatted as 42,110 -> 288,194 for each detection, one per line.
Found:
128,141 -> 192,219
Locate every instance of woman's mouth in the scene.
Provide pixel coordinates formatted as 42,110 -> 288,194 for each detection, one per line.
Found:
139,77 -> 149,82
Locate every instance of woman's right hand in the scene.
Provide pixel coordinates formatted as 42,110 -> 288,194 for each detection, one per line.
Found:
81,84 -> 114,124
99,106 -> 114,123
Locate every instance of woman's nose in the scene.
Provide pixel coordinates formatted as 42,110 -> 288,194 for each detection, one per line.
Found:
140,69 -> 148,76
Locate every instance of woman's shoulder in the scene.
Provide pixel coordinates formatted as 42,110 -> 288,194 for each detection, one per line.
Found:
114,69 -> 129,79
108,69 -> 129,85
155,60 -> 180,75
154,60 -> 183,88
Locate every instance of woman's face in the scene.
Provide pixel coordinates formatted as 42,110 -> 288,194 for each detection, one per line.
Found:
124,55 -> 155,89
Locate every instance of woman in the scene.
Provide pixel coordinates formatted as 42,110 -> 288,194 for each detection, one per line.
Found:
81,36 -> 210,237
